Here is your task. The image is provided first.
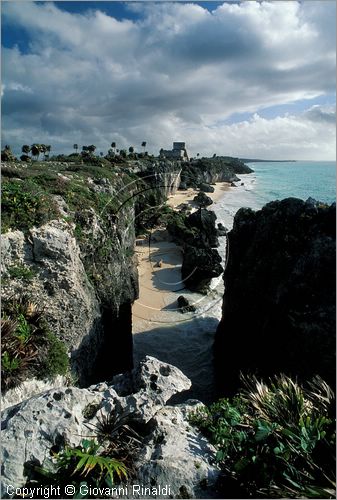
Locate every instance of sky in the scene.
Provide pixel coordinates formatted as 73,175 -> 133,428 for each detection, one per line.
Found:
1,1 -> 336,160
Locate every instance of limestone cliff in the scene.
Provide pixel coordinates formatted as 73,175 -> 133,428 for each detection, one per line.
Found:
1,357 -> 220,499
180,156 -> 253,188
1,163 -> 139,388
214,197 -> 336,394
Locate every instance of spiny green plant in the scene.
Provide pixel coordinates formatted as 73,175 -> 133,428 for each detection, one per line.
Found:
7,264 -> 36,281
1,351 -> 21,372
1,296 -> 69,390
24,437 -> 129,498
189,375 -> 336,498
55,439 -> 127,484
85,410 -> 142,480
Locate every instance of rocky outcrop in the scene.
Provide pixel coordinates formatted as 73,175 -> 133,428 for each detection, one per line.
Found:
182,246 -> 223,293
188,210 -> 219,249
177,295 -> 196,313
167,209 -> 223,292
134,160 -> 181,233
181,157 -> 253,188
1,176 -> 139,387
198,183 -> 215,193
193,191 -> 213,208
1,221 -> 103,386
137,160 -> 181,199
214,198 -> 336,394
1,357 -> 220,499
217,223 -> 228,237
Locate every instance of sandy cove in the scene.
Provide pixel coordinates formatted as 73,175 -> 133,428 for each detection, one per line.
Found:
132,182 -> 230,329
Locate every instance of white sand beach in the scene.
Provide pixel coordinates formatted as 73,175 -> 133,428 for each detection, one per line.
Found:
132,181 -> 230,326
132,181 -> 231,401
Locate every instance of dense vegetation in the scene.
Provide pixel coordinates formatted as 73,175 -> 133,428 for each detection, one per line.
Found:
1,297 -> 69,390
189,375 -> 335,498
25,413 -> 141,498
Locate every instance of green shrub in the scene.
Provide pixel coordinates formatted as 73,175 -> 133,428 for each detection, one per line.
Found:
7,264 -> 36,281
39,331 -> 69,379
189,375 -> 335,498
1,297 -> 69,390
1,180 -> 59,232
24,438 -> 128,498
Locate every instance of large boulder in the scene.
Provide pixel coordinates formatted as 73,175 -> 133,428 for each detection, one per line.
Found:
1,357 -> 219,499
182,246 -> 223,293
193,191 -> 213,208
198,183 -> 215,193
187,209 -> 219,248
137,403 -> 220,498
177,295 -> 197,313
214,198 -> 336,394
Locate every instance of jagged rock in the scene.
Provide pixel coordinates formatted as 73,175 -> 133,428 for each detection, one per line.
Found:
1,376 -> 69,412
193,191 -> 213,208
198,183 -> 215,193
177,295 -> 196,313
1,221 -> 103,386
182,246 -> 223,293
2,204 -> 139,386
111,356 -> 192,423
136,403 -> 220,498
1,386 -> 106,496
1,357 -> 216,498
187,209 -> 219,248
180,156 -> 253,188
217,223 -> 228,237
215,198 -> 336,394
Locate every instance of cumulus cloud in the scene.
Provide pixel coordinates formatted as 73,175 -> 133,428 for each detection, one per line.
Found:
1,1 -> 336,159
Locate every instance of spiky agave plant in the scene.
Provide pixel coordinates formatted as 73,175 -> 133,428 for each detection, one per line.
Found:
239,374 -> 336,498
1,295 -> 69,390
85,410 -> 142,477
189,375 -> 335,498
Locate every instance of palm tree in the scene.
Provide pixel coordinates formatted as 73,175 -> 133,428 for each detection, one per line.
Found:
22,145 -> 31,156
73,144 -> 78,154
39,144 -> 48,160
31,144 -> 41,161
111,142 -> 116,152
141,141 -> 146,153
100,152 -> 103,157
88,145 -> 96,155
129,146 -> 134,154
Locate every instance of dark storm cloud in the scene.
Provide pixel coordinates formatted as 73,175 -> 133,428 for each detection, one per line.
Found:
1,1 -> 336,159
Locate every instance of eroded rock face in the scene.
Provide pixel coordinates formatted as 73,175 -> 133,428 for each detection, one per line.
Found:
215,198 -> 336,394
182,247 -> 223,293
187,209 -> 219,249
1,208 -> 138,386
1,221 -> 102,385
1,357 -> 219,499
137,403 -> 220,499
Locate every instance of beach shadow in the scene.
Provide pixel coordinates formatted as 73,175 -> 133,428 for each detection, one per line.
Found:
151,266 -> 184,292
133,316 -> 219,404
160,300 -> 182,311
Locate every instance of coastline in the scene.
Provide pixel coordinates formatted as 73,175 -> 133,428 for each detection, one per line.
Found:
132,181 -> 231,329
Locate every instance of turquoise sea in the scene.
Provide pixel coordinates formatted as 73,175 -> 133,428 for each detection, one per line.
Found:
214,161 -> 336,230
249,161 -> 336,205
